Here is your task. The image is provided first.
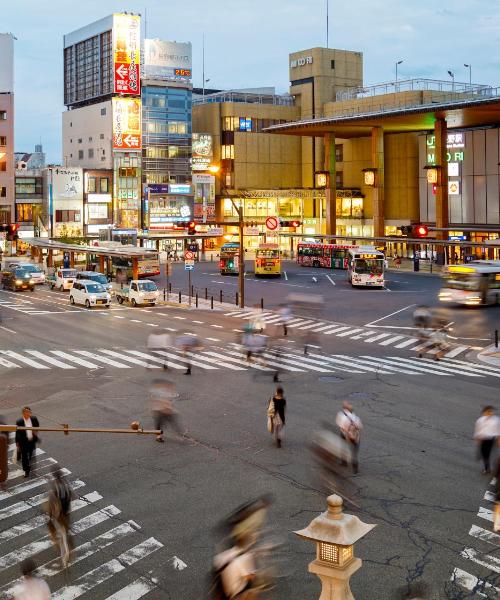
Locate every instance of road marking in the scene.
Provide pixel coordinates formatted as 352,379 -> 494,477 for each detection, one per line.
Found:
105,577 -> 158,600
469,524 -> 500,545
146,323 -> 159,327
205,337 -> 221,342
393,356 -> 482,376
210,324 -> 223,328
202,351 -> 270,371
50,351 -> 101,369
418,356 -> 499,377
305,352 -> 389,374
363,333 -> 392,343
24,350 -> 76,369
0,326 -> 16,333
0,468 -> 70,502
152,350 -> 218,370
364,304 -> 416,327
193,320 -> 204,324
451,567 -> 499,596
394,338 -> 419,348
325,274 -> 336,286
460,547 -> 500,574
264,351 -> 333,372
336,328 -> 364,338
0,350 -> 50,369
182,350 -> 246,370
345,356 -> 421,375
173,316 -> 186,320
321,326 -> 351,335
311,323 -> 343,333
378,335 -> 404,346
73,350 -> 131,369
443,345 -> 469,358
126,350 -> 185,370
284,271 -> 288,281
296,322 -> 326,331
350,331 -> 376,340
130,319 -> 143,323
0,355 -> 20,368
98,349 -> 160,368
113,315 -> 126,319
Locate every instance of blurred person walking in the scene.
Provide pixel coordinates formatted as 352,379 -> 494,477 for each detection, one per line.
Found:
13,559 -> 51,599
176,330 -> 202,375
474,406 -> 499,474
147,328 -> 172,370
267,387 -> 286,448
336,402 -> 362,474
45,466 -> 73,565
150,379 -> 183,442
15,407 -> 40,478
493,458 -> 500,532
278,304 -> 292,336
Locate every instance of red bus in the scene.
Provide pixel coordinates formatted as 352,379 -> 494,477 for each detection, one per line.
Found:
297,243 -> 361,269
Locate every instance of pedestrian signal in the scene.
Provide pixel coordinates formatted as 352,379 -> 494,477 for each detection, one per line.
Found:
413,224 -> 429,238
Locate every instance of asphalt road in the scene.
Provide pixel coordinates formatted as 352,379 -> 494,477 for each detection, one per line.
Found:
0,284 -> 498,599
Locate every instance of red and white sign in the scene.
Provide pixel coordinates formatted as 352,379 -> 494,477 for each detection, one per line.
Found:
265,216 -> 279,231
184,250 -> 194,260
112,97 -> 142,151
112,14 -> 141,95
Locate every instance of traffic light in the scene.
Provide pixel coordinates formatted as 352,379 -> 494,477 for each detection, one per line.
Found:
187,221 -> 197,236
280,220 -> 302,228
8,224 -> 19,241
413,224 -> 429,238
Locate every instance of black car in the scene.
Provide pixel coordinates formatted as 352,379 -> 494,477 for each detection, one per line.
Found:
1,269 -> 35,291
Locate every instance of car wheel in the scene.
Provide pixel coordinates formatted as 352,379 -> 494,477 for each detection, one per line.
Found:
70,296 -> 75,305
117,296 -> 123,304
131,298 -> 137,307
30,287 -> 35,292
105,304 -> 110,308
85,299 -> 91,309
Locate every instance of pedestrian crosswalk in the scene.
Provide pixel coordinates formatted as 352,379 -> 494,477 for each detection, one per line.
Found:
0,296 -> 54,316
450,479 -> 500,598
0,440 -> 164,599
0,346 -> 498,379
225,309 -> 474,358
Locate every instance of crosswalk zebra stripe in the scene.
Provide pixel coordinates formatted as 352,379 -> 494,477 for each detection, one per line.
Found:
478,506 -> 493,523
321,326 -> 351,335
25,350 -> 76,369
378,335 -> 404,346
350,331 -> 376,340
345,356 -> 420,375
229,348 -> 304,372
394,338 -> 419,348
182,350 -> 247,370
288,319 -> 316,328
259,315 -> 283,324
105,577 -> 157,600
263,351 -> 333,372
460,547 -> 500,574
0,468 -> 70,501
305,352 -> 392,374
336,328 -> 364,338
50,350 -> 101,369
51,537 -> 163,600
125,350 -> 185,370
363,333 -> 392,343
440,357 -> 500,378
152,350 -> 218,370
98,349 -> 160,368
411,357 -> 486,377
295,321 -> 326,330
0,355 -> 20,368
241,312 -> 273,320
202,351 -> 272,371
412,341 -> 434,352
73,350 -> 131,368
7,457 -> 58,481
443,345 -> 469,358
0,350 -> 50,369
484,490 -> 495,503
310,323 -> 342,333
0,492 -> 103,545
450,567 -> 499,595
469,524 -> 500,545
225,311 -> 246,317
389,355 -> 482,376
7,442 -> 44,457
362,356 -> 456,376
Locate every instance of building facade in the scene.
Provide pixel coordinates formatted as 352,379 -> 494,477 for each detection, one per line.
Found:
0,33 -> 15,234
15,169 -> 43,240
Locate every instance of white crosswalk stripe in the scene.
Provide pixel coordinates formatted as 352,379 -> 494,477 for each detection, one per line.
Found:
0,451 -> 165,599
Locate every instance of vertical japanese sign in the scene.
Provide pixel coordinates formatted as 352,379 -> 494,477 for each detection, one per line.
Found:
113,13 -> 141,95
112,97 -> 142,150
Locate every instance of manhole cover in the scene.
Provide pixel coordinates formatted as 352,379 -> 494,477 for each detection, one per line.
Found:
348,392 -> 375,401
318,376 -> 343,383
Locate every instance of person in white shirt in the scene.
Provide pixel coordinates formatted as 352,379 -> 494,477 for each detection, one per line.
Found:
336,402 -> 363,474
474,405 -> 500,474
146,329 -> 172,370
13,558 -> 51,599
15,407 -> 40,478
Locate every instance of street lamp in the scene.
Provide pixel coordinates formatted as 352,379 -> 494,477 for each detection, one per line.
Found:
464,63 -> 472,86
395,59 -> 403,82
362,167 -> 377,187
424,164 -> 441,184
447,70 -> 455,91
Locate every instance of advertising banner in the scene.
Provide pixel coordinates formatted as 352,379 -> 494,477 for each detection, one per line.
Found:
192,133 -> 213,171
113,13 -> 141,95
112,97 -> 142,151
51,167 -> 83,202
193,174 -> 215,223
144,39 -> 192,80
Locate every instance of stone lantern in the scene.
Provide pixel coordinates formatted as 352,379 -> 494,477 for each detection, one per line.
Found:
294,494 -> 376,600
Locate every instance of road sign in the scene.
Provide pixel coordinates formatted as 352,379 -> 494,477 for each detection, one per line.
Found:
266,216 -> 279,231
187,243 -> 198,252
185,263 -> 194,271
244,226 -> 260,236
184,250 -> 194,260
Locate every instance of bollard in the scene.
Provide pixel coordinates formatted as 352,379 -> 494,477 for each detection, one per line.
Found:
205,287 -> 208,300
496,329 -> 498,348
220,290 -> 223,303
260,297 -> 264,310
236,292 -> 239,306
196,293 -> 198,308
191,284 -> 194,297
211,296 -> 214,310
178,290 -> 181,304
168,282 -> 172,292
295,494 -> 376,600
163,288 -> 166,301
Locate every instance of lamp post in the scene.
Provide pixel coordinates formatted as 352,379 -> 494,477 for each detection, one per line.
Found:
395,59 -> 403,82
464,63 -> 472,87
447,70 -> 455,91
295,494 -> 376,600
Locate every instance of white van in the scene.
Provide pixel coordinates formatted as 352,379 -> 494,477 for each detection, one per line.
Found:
69,280 -> 111,308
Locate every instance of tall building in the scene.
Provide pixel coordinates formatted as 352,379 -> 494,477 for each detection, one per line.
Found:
0,33 -> 15,233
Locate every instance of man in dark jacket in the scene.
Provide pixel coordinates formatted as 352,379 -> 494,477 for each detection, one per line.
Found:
15,407 -> 40,477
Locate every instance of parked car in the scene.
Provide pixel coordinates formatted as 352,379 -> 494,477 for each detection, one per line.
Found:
115,279 -> 159,307
16,263 -> 46,284
69,280 -> 111,308
46,268 -> 77,291
76,271 -> 112,291
1,269 -> 35,292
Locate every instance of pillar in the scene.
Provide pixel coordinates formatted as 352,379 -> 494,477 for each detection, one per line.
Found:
37,248 -> 43,264
435,118 -> 449,263
371,127 -> 385,239
324,133 -> 336,236
99,255 -> 105,273
69,252 -> 75,268
132,257 -> 139,280
47,249 -> 53,268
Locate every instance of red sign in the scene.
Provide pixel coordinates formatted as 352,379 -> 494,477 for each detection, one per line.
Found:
265,216 -> 279,231
184,251 -> 194,260
113,14 -> 141,96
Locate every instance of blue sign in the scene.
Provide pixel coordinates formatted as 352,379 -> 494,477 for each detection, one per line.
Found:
449,235 -> 467,241
184,264 -> 194,270
169,184 -> 192,195
239,117 -> 252,132
148,184 -> 169,194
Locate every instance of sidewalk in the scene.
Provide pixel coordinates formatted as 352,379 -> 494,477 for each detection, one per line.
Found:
477,345 -> 500,368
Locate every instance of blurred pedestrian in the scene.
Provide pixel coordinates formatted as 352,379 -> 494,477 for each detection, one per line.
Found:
45,466 -> 73,563
393,254 -> 401,269
278,304 -> 292,336
267,387 -> 286,448
176,331 -> 202,375
147,328 -> 172,370
336,402 -> 362,474
13,559 -> 51,599
15,407 -> 40,478
474,406 -> 499,474
493,458 -> 500,532
150,379 -> 182,442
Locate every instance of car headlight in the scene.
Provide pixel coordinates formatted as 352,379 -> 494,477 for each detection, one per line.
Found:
15,279 -> 22,284
29,279 -> 34,284
138,292 -> 144,296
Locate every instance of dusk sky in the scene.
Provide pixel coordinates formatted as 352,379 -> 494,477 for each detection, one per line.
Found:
3,0 -> 499,163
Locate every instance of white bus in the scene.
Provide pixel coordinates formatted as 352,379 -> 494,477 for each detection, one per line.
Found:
347,247 -> 386,287
439,261 -> 500,306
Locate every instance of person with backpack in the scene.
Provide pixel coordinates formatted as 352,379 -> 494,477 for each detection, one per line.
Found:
335,401 -> 362,474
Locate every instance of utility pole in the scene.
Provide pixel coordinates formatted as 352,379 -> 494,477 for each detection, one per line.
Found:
229,198 -> 245,309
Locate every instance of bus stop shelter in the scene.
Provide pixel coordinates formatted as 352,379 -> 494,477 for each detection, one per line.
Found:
26,239 -> 158,280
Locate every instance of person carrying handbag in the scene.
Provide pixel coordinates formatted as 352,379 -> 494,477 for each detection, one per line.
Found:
267,387 -> 286,448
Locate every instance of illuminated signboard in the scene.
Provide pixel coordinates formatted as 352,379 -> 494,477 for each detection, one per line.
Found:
448,180 -> 460,195
192,133 -> 213,171
112,97 -> 142,151
113,13 -> 141,95
169,184 -> 192,195
144,39 -> 192,80
426,132 -> 465,164
448,162 -> 459,177
175,69 -> 192,77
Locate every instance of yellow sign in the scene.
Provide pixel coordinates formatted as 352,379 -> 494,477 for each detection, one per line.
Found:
449,266 -> 474,273
113,13 -> 141,95
112,97 -> 142,151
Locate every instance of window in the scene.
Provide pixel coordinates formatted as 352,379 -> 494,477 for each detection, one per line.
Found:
87,177 -> 96,193
55,209 -> 80,222
0,187 -> 6,197
331,60 -> 335,69
0,136 -> 6,145
15,178 -> 42,195
168,146 -> 178,158
0,163 -> 6,172
88,148 -> 94,159
336,171 -> 343,188
101,108 -> 106,116
88,136 -> 93,142
100,133 -> 104,139
335,144 -> 343,162
222,145 -> 234,159
239,117 -> 252,132
78,138 -> 82,143
16,203 -> 33,222
101,155 -> 106,161
0,111 -> 6,120
70,121 -> 72,127
99,178 -> 109,193
70,138 -> 72,143
78,150 -> 84,160
221,131 -> 234,145
88,204 -> 108,219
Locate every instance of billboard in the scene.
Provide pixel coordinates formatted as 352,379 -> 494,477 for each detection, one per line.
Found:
192,133 -> 213,171
112,97 -> 142,151
193,174 -> 216,223
113,13 -> 141,95
51,167 -> 83,202
144,39 -> 192,80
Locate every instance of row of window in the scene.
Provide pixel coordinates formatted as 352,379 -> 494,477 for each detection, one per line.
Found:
146,121 -> 189,134
87,177 -> 109,193
0,136 -> 6,146
0,111 -> 6,120
15,178 -> 42,195
222,117 -> 290,133
55,209 -> 81,223
71,134 -> 105,143
144,146 -> 190,159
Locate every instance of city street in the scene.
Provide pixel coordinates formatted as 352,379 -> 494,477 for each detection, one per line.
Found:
0,278 -> 499,598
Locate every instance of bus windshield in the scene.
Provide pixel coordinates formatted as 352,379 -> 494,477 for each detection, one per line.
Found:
353,259 -> 384,275
444,272 -> 481,291
256,250 -> 279,258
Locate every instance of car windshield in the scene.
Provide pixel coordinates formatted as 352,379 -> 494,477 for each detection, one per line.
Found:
20,265 -> 42,273
14,270 -> 30,278
138,282 -> 157,292
86,283 -> 105,294
353,259 -> 384,275
62,270 -> 77,278
90,274 -> 107,284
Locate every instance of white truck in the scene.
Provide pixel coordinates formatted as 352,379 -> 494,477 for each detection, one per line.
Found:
47,268 -> 77,291
115,279 -> 160,307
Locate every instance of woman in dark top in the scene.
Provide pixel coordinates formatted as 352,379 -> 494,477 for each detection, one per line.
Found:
271,387 -> 286,448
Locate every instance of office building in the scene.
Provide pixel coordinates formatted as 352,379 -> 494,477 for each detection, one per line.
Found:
0,33 -> 15,234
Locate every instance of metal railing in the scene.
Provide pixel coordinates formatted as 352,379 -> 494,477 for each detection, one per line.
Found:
193,91 -> 295,106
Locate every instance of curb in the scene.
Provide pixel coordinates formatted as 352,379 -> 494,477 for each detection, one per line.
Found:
477,345 -> 500,368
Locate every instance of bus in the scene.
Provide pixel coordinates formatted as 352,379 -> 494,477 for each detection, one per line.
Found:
220,242 -> 240,275
439,261 -> 500,306
297,242 -> 360,269
347,247 -> 386,287
91,242 -> 160,279
255,243 -> 281,277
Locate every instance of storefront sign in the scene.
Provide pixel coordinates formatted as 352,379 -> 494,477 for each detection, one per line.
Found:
244,227 -> 260,236
144,39 -> 192,80
426,132 -> 465,164
87,193 -> 112,203
169,184 -> 192,195
449,235 -> 467,241
193,174 -> 215,223
112,97 -> 142,150
290,56 -> 313,68
113,13 -> 141,95
448,162 -> 459,177
50,167 -> 83,201
192,133 -> 213,171
148,184 -> 169,194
